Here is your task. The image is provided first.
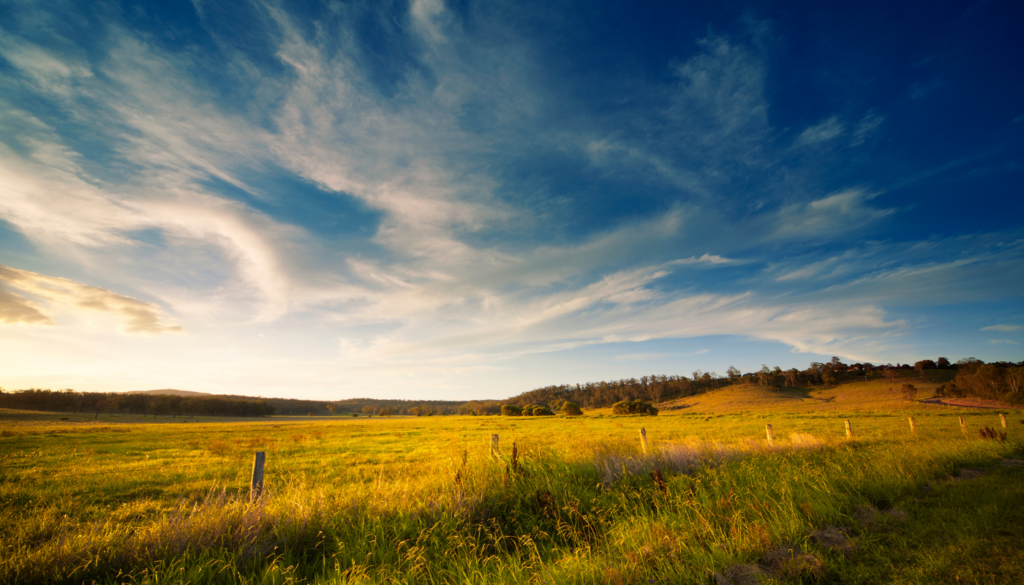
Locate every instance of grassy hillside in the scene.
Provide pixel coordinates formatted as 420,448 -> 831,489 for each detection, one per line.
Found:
655,369 -> 957,415
1,375 -> 1021,584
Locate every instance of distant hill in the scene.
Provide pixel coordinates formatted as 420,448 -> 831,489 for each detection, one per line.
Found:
125,389 -> 212,397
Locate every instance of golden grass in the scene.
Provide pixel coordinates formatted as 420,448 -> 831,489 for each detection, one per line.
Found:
1,373 -> 1021,584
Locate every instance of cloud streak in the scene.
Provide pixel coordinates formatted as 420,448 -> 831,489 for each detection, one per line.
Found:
0,265 -> 181,334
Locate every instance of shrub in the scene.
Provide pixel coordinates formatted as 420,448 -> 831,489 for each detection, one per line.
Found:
532,406 -> 554,416
611,399 -> 658,416
501,404 -> 523,416
900,384 -> 918,401
560,401 -> 583,416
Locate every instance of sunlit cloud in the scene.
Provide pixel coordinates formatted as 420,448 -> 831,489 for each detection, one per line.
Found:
0,265 -> 181,334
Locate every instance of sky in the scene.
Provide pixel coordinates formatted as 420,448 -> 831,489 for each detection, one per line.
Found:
0,0 -> 1022,401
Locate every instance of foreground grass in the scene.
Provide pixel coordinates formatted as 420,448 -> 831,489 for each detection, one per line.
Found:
1,402 -> 1022,584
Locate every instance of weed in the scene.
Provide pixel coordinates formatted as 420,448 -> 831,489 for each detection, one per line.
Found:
207,440 -> 230,456
978,426 -> 1007,441
650,467 -> 667,493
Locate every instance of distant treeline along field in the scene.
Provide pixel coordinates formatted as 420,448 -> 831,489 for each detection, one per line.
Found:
1,357 -> 1021,418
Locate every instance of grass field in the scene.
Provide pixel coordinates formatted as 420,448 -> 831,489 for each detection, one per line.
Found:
2,379 -> 1023,584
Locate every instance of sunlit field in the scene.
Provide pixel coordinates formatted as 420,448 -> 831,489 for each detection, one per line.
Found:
2,382 -> 1023,584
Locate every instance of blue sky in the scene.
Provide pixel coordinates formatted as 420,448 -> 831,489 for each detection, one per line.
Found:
0,0 -> 1021,400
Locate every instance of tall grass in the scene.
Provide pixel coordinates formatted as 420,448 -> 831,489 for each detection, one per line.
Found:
1,409 -> 1021,583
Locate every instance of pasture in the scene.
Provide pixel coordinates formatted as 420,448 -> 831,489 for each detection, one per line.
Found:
2,383 -> 1023,584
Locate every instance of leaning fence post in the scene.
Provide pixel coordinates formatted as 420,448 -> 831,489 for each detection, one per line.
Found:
490,434 -> 500,459
1000,413 -> 1007,429
908,416 -> 916,434
639,428 -> 648,455
845,420 -> 854,439
959,416 -> 968,438
765,424 -> 774,446
250,451 -> 265,502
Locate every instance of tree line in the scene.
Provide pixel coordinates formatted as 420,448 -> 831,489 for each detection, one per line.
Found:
0,388 -> 276,417
3,356 -> 1021,418
935,358 -> 1024,403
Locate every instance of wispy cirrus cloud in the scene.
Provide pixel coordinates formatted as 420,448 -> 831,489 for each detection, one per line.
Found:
0,0 -> 1019,398
981,324 -> 1021,332
796,115 -> 845,146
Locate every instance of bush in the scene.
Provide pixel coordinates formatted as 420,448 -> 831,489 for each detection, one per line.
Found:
611,399 -> 658,416
900,384 -> 918,401
532,406 -> 554,416
501,404 -> 523,416
560,401 -> 583,416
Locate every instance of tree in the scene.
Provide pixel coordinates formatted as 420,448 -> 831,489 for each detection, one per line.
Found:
956,357 -> 984,374
727,366 -> 741,381
410,406 -> 423,416
1006,366 -> 1024,396
784,369 -> 799,388
560,401 -> 583,416
501,404 -> 523,416
936,357 -> 951,369
914,360 -> 936,377
325,404 -> 338,415
362,405 -> 378,415
821,369 -> 837,387
611,400 -> 658,416
900,383 -> 918,401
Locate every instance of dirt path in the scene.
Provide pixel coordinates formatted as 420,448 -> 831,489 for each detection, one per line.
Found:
919,398 -> 1014,410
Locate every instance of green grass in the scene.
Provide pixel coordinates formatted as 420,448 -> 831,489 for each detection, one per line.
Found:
2,382 -> 1022,584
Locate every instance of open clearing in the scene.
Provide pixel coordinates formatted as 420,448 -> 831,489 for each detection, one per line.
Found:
2,381 -> 1023,584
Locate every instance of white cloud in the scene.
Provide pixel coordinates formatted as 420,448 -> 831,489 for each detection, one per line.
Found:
775,189 -> 894,237
989,339 -> 1019,345
670,253 -> 736,266
0,265 -> 181,334
796,116 -> 845,146
851,113 -> 883,146
981,324 -> 1021,332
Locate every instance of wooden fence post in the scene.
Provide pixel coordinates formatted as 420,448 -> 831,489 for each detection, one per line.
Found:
490,434 -> 500,458
845,420 -> 853,439
765,424 -> 774,446
639,428 -> 648,455
959,416 -> 968,438
250,451 -> 265,502
908,416 -> 916,434
1000,413 -> 1007,429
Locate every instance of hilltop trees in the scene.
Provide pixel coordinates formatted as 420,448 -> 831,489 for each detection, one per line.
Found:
914,360 -> 936,377
935,360 -> 1024,403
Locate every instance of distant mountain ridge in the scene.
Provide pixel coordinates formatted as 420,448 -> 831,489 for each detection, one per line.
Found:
124,389 -> 212,396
